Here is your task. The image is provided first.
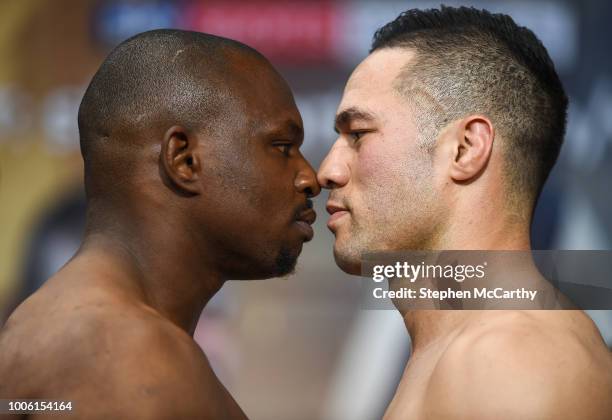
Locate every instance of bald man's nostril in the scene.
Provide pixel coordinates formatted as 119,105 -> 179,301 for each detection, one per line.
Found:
295,170 -> 321,198
308,175 -> 322,197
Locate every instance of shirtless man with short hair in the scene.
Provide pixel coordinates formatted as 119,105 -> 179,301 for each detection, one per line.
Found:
0,29 -> 319,419
318,6 -> 612,419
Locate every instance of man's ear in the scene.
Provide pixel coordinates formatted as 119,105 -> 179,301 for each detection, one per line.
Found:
161,125 -> 201,195
450,116 -> 494,182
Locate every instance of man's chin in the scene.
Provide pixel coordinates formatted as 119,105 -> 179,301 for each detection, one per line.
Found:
333,246 -> 362,276
272,244 -> 299,277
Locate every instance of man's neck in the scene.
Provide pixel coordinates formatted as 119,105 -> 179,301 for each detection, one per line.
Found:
404,216 -> 533,353
78,226 -> 224,336
403,310 -> 471,353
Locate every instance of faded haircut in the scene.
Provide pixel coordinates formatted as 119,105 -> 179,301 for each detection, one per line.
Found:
371,6 -> 568,211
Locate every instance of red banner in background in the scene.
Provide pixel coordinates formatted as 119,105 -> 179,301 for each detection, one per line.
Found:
181,1 -> 340,65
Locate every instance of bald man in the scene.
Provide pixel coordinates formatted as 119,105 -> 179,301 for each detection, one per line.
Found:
318,6 -> 612,420
0,30 -> 319,419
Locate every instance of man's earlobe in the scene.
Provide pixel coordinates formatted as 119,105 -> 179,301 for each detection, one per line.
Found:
161,125 -> 201,195
450,116 -> 494,182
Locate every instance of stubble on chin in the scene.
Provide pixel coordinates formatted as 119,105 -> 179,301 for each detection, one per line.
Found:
273,244 -> 298,277
333,223 -> 369,275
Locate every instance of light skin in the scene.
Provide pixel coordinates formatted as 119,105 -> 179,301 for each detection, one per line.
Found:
0,53 -> 320,419
319,48 -> 612,419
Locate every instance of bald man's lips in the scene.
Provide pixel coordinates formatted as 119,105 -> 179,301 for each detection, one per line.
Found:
295,208 -> 316,241
326,203 -> 349,232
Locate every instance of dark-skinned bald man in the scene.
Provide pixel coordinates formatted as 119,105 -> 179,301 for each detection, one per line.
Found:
0,29 -> 319,419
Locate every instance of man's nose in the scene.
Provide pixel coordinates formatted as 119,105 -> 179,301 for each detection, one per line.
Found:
317,140 -> 350,189
295,157 -> 321,198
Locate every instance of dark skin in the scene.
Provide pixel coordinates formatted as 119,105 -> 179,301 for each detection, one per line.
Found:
0,52 -> 320,419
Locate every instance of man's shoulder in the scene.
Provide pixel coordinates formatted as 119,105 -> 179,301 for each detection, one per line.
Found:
3,294 -> 185,377
424,311 -> 612,419
69,308 -> 236,418
1,291 -> 244,418
48,301 -> 213,384
437,311 -> 587,380
5,284 -> 192,360
64,301 -> 204,367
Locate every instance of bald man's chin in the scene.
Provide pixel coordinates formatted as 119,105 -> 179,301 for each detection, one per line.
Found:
272,244 -> 299,277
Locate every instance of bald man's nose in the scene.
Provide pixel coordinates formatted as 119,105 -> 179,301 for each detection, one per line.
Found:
295,161 -> 321,198
317,144 -> 350,189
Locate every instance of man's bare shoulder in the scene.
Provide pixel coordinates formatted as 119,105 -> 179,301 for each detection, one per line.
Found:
424,311 -> 612,420
69,309 -> 243,419
0,276 -> 246,419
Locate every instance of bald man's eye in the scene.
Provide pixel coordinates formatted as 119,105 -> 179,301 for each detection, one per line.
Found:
273,142 -> 292,156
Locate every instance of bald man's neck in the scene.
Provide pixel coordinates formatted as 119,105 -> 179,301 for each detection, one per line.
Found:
78,219 -> 224,335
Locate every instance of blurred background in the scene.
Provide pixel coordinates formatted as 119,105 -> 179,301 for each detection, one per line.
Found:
0,0 -> 610,419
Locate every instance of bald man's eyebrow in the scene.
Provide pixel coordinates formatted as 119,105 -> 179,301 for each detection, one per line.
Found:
334,107 -> 377,133
263,119 -> 304,144
286,119 -> 304,140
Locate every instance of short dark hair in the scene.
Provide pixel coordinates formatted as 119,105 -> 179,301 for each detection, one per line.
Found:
371,6 -> 568,210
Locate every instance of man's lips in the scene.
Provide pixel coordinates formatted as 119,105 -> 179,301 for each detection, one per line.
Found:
295,208 -> 316,241
326,202 -> 349,231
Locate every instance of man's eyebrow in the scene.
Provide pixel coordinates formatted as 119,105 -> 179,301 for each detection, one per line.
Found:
264,119 -> 304,141
286,119 -> 304,140
334,107 -> 377,133
262,119 -> 304,137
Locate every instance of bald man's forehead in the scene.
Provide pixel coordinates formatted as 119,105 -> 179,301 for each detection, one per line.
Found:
243,93 -> 303,141
227,63 -> 299,121
161,38 -> 301,145
195,70 -> 301,149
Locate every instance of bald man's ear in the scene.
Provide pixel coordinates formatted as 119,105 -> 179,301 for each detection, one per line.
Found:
161,126 -> 201,195
449,116 -> 494,182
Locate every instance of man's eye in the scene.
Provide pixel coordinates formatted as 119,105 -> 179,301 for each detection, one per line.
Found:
349,131 -> 366,142
274,143 -> 292,156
